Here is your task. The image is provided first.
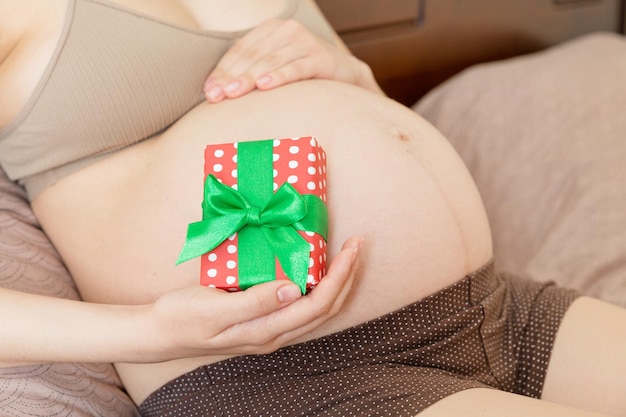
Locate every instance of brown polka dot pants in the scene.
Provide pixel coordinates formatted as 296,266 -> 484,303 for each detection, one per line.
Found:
139,262 -> 580,417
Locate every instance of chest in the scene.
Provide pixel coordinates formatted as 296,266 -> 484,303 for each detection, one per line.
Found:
0,0 -> 289,131
100,0 -> 288,32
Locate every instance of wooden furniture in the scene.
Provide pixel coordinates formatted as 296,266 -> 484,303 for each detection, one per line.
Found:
317,0 -> 626,104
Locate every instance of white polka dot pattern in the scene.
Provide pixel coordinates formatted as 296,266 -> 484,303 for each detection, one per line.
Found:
139,262 -> 580,417
200,137 -> 327,292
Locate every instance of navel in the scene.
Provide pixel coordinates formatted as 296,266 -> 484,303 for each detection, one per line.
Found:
391,127 -> 412,142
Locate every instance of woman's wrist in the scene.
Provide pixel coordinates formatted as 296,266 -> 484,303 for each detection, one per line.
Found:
0,288 -> 162,366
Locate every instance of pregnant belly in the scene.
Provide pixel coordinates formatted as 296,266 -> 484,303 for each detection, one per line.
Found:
32,80 -> 492,401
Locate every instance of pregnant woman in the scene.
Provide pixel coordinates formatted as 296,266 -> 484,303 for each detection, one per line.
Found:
1,0 -> 625,416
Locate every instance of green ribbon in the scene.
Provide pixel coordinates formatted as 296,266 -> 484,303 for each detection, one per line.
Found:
176,140 -> 328,293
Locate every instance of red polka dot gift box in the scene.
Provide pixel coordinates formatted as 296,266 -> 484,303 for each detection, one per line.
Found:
177,137 -> 328,294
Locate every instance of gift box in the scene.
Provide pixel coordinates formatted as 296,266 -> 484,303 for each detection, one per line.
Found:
177,137 -> 328,293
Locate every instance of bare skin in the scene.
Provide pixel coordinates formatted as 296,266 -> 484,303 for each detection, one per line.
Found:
1,1 -> 625,415
420,297 -> 626,417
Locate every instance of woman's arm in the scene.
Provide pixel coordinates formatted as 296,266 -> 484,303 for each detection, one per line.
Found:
0,287 -> 148,366
0,2 -> 25,128
0,237 -> 361,366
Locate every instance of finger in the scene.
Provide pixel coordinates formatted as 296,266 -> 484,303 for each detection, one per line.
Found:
215,279 -> 303,326
222,46 -> 311,99
214,237 -> 362,351
205,20 -> 313,101
205,68 -> 252,103
205,75 -> 261,103
205,48 -> 276,102
239,237 -> 362,351
204,20 -> 284,91
214,19 -> 284,74
266,236 -> 362,343
255,54 -> 320,91
218,40 -> 324,99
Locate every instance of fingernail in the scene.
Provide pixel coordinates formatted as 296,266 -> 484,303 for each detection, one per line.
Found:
206,86 -> 223,101
277,284 -> 302,303
203,77 -> 215,91
223,81 -> 240,94
350,248 -> 359,264
350,239 -> 364,263
257,75 -> 272,87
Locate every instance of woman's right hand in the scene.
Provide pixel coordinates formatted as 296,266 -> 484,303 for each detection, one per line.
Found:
0,237 -> 360,367
147,236 -> 362,361
203,17 -> 384,103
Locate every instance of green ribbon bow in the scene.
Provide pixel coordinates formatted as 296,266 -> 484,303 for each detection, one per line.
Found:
176,140 -> 328,293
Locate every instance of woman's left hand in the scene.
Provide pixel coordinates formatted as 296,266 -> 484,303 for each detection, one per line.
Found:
203,18 -> 381,102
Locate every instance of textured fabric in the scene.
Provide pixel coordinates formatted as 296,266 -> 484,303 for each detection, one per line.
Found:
0,0 -> 337,200
139,262 -> 579,417
415,32 -> 626,307
0,166 -> 139,417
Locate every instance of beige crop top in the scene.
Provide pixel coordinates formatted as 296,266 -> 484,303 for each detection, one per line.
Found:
0,0 -> 337,200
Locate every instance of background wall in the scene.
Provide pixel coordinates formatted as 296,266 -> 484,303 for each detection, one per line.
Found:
317,0 -> 626,105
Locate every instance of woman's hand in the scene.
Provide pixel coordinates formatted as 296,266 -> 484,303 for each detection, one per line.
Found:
0,237 -> 360,367
147,236 -> 362,361
203,18 -> 383,103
